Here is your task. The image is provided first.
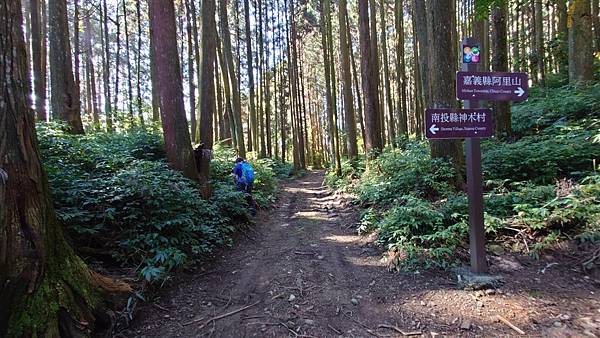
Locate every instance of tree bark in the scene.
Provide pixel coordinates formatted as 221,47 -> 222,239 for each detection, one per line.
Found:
244,0 -> 258,154
592,0 -> 600,52
149,0 -> 199,180
359,0 -> 383,155
219,0 -> 246,157
123,0 -> 134,122
380,0 -> 396,145
1,2 -> 102,335
197,0 -> 217,198
339,0 -> 359,161
185,0 -> 197,142
534,0 -> 545,86
102,0 -> 113,130
427,0 -> 463,182
30,0 -> 47,121
84,15 -> 100,127
48,0 -> 84,134
491,4 -> 511,137
569,0 -> 595,85
136,0 -> 144,124
395,0 -> 408,137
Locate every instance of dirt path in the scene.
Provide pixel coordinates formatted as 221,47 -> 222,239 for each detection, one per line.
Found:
128,171 -> 600,337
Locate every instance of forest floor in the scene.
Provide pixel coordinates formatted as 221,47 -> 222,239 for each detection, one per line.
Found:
126,171 -> 600,338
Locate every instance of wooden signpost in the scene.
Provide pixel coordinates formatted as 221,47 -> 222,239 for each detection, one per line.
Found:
425,37 -> 529,275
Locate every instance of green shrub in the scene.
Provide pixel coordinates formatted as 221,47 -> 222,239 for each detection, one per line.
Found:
37,123 -> 277,283
482,127 -> 599,183
355,142 -> 456,205
511,83 -> 600,136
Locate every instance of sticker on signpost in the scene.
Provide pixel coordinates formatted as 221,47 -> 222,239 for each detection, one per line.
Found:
456,71 -> 528,102
425,108 -> 494,139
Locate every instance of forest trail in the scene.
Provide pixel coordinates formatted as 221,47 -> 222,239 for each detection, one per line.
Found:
130,171 -> 600,338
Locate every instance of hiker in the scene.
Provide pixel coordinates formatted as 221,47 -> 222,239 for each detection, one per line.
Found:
232,158 -> 255,193
232,158 -> 257,215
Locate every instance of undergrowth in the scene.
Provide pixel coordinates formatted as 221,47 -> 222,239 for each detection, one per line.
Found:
327,83 -> 600,270
38,123 -> 291,284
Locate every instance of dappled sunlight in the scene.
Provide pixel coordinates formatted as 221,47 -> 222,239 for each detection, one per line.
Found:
345,255 -> 387,268
322,234 -> 362,244
292,211 -> 331,221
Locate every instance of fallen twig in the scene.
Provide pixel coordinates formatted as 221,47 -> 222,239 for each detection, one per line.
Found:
183,301 -> 260,327
378,324 -> 422,336
294,251 -> 316,256
583,248 -> 600,268
152,303 -> 169,312
496,315 -> 525,335
328,324 -> 342,334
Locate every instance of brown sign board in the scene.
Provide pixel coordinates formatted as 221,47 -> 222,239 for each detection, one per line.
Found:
456,71 -> 528,102
425,108 -> 494,139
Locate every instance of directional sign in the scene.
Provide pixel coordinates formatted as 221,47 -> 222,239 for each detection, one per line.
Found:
456,71 -> 528,102
425,108 -> 494,139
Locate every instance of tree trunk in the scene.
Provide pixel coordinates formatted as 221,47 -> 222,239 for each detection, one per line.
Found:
395,0 -> 408,137
427,0 -> 463,182
149,0 -> 199,180
534,0 -> 545,86
569,0 -> 595,85
413,0 -> 431,107
491,4 -> 511,137
1,2 -> 103,335
48,0 -> 84,134
84,15 -> 100,127
123,0 -> 134,122
30,0 -> 47,121
102,0 -> 113,130
197,0 -> 217,198
592,0 -> 600,52
369,0 -> 385,147
359,0 -> 383,155
339,0 -> 359,161
216,35 -> 234,145
219,0 -> 246,157
136,0 -> 144,124
185,0 -> 197,142
113,5 -> 121,116
380,0 -> 396,146
244,0 -> 258,154
325,0 -> 340,173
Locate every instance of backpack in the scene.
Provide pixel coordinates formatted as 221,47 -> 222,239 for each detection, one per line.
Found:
240,162 -> 255,185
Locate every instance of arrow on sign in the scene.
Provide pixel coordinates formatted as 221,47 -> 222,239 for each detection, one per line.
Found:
430,124 -> 439,135
514,87 -> 525,97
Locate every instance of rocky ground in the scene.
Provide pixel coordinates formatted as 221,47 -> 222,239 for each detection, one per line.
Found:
125,171 -> 600,337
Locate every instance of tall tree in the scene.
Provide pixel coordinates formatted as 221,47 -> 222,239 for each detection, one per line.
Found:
123,0 -> 134,121
101,0 -> 113,130
48,0 -> 84,134
427,0 -> 463,181
30,0 -> 47,121
198,0 -> 217,198
184,0 -> 197,142
359,0 -> 383,155
136,0 -> 144,123
534,0 -> 545,86
84,15 -> 100,126
491,3 -> 511,137
244,0 -> 258,153
380,0 -> 396,145
395,0 -> 408,137
339,0 -> 359,161
149,0 -> 199,180
569,0 -> 595,85
219,0 -> 246,157
0,1 -> 101,335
